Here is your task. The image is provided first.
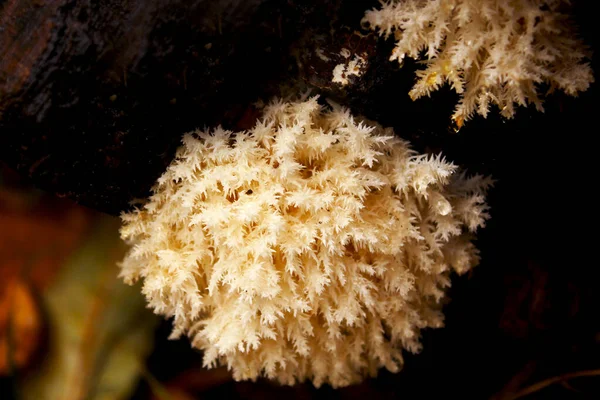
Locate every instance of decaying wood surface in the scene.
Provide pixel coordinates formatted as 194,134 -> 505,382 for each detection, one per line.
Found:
0,0 -> 284,214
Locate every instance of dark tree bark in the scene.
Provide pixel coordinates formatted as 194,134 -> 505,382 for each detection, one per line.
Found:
0,0 -> 298,214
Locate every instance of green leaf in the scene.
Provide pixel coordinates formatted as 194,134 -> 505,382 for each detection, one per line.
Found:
19,217 -> 158,400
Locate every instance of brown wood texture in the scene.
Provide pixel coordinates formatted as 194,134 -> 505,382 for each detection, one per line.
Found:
0,0 -> 289,214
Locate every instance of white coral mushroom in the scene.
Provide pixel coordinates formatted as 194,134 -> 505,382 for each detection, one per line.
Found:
363,0 -> 594,125
119,97 -> 491,387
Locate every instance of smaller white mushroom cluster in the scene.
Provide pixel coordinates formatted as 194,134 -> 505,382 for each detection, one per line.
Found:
363,0 -> 593,125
